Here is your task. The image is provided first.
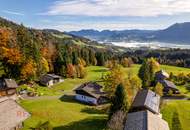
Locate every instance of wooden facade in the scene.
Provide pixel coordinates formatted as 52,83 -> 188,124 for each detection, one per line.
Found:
0,79 -> 18,97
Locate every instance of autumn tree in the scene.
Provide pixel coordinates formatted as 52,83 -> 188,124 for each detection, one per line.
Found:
75,64 -> 87,78
21,59 -> 37,81
103,64 -> 125,96
0,28 -> 22,78
66,63 -> 76,78
154,82 -> 164,96
121,57 -> 133,67
138,58 -> 160,89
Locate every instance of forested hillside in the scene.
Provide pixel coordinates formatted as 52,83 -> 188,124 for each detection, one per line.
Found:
0,17 -> 119,81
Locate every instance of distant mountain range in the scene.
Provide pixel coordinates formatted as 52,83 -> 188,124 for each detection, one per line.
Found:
69,22 -> 190,44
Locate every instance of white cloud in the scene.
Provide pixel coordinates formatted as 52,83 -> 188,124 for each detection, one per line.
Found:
2,10 -> 24,16
37,22 -> 165,31
45,0 -> 190,17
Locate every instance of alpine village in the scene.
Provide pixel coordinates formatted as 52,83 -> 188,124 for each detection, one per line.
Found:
1,16 -> 190,130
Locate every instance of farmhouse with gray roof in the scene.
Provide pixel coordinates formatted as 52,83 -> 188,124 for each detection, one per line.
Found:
40,74 -> 64,87
158,80 -> 180,94
155,70 -> 180,94
74,82 -> 107,105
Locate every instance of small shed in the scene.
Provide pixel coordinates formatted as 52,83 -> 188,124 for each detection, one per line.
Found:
40,74 -> 64,87
74,82 -> 107,105
0,98 -> 30,130
129,89 -> 160,114
158,80 -> 180,94
124,110 -> 169,130
155,70 -> 169,80
0,78 -> 18,96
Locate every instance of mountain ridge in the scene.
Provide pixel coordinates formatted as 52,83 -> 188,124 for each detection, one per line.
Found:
69,22 -> 190,44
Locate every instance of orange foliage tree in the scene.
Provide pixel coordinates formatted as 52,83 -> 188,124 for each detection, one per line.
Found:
66,63 -> 76,78
21,59 -> 37,81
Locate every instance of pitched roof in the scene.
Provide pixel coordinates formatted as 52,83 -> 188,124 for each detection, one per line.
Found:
0,79 -> 18,90
159,80 -> 177,89
75,82 -> 105,98
124,110 -> 169,130
155,70 -> 169,79
40,74 -> 62,84
131,89 -> 160,114
4,79 -> 18,88
0,98 -> 30,130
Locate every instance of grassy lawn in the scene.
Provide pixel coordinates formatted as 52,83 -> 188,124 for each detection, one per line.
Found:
33,66 -> 107,96
20,65 -> 190,130
20,97 -> 107,130
20,66 -> 108,130
161,100 -> 190,130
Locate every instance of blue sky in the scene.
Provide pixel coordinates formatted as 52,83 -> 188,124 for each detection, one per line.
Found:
1,0 -> 190,31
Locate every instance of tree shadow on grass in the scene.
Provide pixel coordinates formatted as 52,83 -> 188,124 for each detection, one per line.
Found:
81,107 -> 106,114
59,94 -> 76,103
59,94 -> 90,105
53,117 -> 107,130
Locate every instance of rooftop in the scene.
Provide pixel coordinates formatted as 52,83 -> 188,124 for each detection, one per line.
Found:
124,110 -> 169,130
75,82 -> 105,98
131,89 -> 160,114
0,98 -> 30,130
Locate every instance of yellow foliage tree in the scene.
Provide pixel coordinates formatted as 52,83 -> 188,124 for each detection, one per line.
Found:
103,64 -> 125,96
154,82 -> 164,96
41,57 -> 49,73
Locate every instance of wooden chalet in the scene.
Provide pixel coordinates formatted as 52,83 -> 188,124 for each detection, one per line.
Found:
40,74 -> 64,87
0,78 -> 18,97
0,97 -> 30,130
155,70 -> 180,94
74,82 -> 107,105
158,80 -> 180,94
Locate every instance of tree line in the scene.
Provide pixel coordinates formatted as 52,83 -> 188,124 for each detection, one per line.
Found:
122,49 -> 190,68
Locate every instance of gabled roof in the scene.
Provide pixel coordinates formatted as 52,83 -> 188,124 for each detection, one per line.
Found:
131,89 -> 160,114
0,78 -> 18,90
4,79 -> 18,88
124,110 -> 169,130
155,70 -> 169,79
159,80 -> 177,89
40,74 -> 62,84
0,98 -> 30,130
75,82 -> 105,98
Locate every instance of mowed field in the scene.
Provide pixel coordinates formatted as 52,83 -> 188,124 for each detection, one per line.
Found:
20,65 -> 190,130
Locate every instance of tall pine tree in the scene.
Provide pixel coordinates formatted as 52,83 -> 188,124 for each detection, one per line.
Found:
109,83 -> 128,119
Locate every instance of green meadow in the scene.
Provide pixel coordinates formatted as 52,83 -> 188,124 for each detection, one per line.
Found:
20,65 -> 190,130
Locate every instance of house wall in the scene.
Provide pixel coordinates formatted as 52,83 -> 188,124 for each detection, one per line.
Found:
0,90 -> 7,96
47,80 -> 54,87
76,94 -> 97,105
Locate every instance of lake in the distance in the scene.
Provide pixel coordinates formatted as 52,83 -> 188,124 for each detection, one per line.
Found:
111,42 -> 190,49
